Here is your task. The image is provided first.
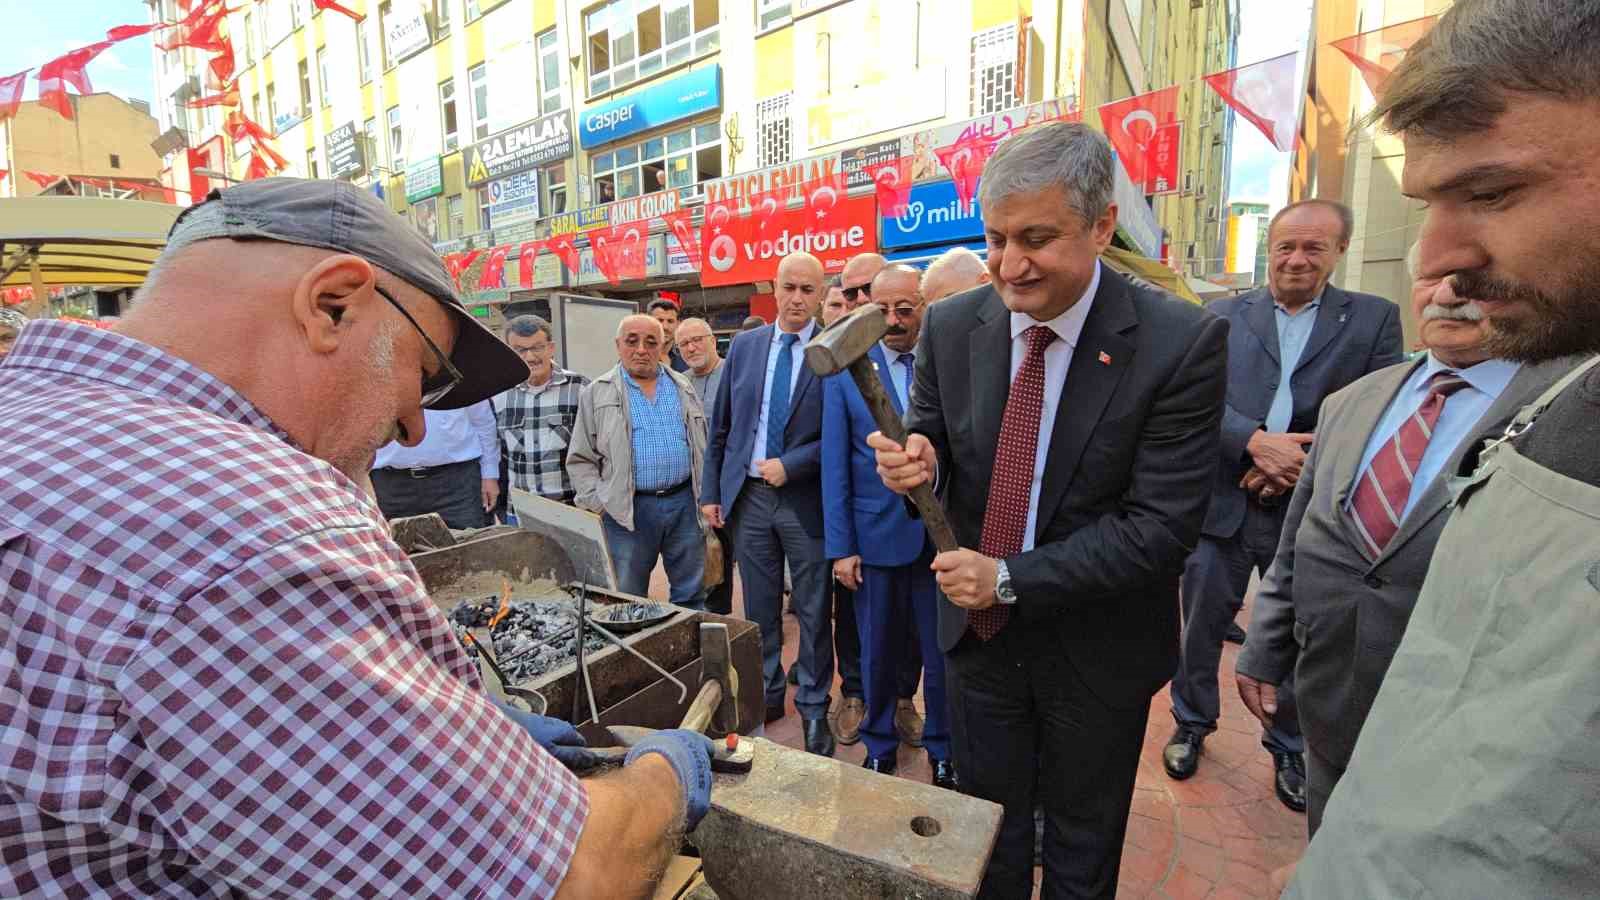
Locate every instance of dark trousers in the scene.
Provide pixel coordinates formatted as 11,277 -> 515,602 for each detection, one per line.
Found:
835,582 -> 923,701
948,625 -> 1149,899
1171,504 -> 1303,754
371,459 -> 486,530
857,559 -> 949,760
732,480 -> 832,719
704,525 -> 735,615
1305,741 -> 1343,839
600,486 -> 706,609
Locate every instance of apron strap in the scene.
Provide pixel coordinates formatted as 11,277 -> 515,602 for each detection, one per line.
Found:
1499,354 -> 1600,441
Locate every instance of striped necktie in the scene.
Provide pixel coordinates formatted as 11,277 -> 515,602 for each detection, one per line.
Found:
1350,371 -> 1471,557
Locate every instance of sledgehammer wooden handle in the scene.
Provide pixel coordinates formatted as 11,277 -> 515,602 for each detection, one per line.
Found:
845,358 -> 959,554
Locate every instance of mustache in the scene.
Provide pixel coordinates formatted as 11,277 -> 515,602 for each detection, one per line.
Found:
1422,301 -> 1485,322
1450,269 -> 1551,309
885,325 -> 908,336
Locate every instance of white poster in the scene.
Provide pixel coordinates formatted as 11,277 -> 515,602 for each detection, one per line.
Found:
485,0 -> 538,134
399,52 -> 442,164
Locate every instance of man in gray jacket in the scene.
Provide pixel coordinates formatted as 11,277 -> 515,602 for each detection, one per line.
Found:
568,314 -> 708,608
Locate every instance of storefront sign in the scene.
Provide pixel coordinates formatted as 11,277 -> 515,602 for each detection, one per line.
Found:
579,66 -> 721,148
487,171 -> 540,227
880,179 -> 983,250
703,154 -> 842,206
901,97 -> 1080,182
605,188 -> 685,222
273,109 -> 304,135
385,2 -> 432,64
546,205 -> 611,235
404,155 -> 443,203
838,140 -> 900,189
324,121 -> 365,179
464,112 -> 574,187
700,194 -> 877,287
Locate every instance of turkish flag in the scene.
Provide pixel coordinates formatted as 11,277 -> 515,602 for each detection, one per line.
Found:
186,83 -> 239,109
803,170 -> 847,232
37,41 -> 115,120
207,35 -> 236,90
662,209 -> 700,271
0,69 -> 28,122
478,245 -> 511,290
23,171 -> 58,189
158,2 -> 234,53
748,187 -> 786,235
106,23 -> 165,42
245,148 -> 273,180
1204,52 -> 1300,153
589,228 -> 622,286
547,233 -> 582,276
518,240 -> 544,288
1331,16 -> 1437,99
1146,122 -> 1182,195
443,250 -> 483,287
935,131 -> 997,212
1097,86 -> 1180,192
611,221 -> 649,282
700,196 -> 747,277
313,0 -> 365,21
867,156 -> 913,220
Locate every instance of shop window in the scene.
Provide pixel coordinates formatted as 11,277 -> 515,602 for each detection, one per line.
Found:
756,93 -> 791,168
538,29 -> 564,114
591,121 -> 721,202
971,23 -> 1019,116
543,162 -> 568,214
586,0 -> 719,97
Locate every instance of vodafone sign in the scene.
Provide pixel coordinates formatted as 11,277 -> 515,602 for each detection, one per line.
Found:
699,195 -> 877,287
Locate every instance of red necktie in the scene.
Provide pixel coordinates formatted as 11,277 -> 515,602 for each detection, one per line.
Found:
970,325 -> 1057,641
1350,371 -> 1470,557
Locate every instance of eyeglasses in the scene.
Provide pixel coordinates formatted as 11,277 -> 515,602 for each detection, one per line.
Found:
842,283 -> 872,302
875,303 -> 921,319
375,284 -> 463,409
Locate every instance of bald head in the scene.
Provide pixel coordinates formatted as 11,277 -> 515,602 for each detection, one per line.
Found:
775,252 -> 825,333
872,264 -> 927,353
841,252 -> 887,296
921,246 -> 991,302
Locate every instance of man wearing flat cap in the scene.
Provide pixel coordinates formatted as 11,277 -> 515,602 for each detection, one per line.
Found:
0,179 -> 713,898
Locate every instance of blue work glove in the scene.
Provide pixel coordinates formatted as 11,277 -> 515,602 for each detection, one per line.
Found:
623,729 -> 716,829
493,699 -> 599,771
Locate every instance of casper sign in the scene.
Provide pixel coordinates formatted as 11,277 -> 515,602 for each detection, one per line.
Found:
700,194 -> 877,287
464,113 -> 573,187
579,66 -> 721,149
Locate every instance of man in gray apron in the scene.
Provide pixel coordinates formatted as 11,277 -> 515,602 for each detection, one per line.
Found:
1285,0 -> 1600,894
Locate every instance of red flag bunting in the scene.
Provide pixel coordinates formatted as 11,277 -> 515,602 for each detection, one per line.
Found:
312,0 -> 366,21
866,156 -> 913,220
187,84 -> 239,109
207,35 -> 236,90
611,221 -> 649,282
245,148 -> 273,180
478,245 -> 511,290
0,169 -> 7,183
518,240 -> 543,288
1204,51 -> 1301,153
748,187 -> 786,234
106,23 -> 165,42
547,233 -> 581,275
589,227 -> 622,286
23,171 -> 58,189
803,170 -> 847,232
934,131 -> 997,212
1330,16 -> 1437,99
661,209 -> 700,272
1097,86 -> 1180,193
1146,121 -> 1181,195
37,41 -> 115,120
699,196 -> 746,276
0,69 -> 27,122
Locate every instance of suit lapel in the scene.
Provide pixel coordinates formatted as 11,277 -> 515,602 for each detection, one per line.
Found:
1294,286 -> 1353,375
1244,290 -> 1281,366
779,325 -> 818,443
868,344 -> 903,415
1033,274 -> 1137,530
739,325 -> 775,428
969,290 -> 1013,464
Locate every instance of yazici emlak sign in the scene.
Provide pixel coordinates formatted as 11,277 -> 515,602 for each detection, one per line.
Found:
578,66 -> 721,149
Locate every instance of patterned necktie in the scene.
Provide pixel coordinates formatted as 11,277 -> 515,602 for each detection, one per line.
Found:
1350,371 -> 1471,557
897,351 -> 915,410
970,325 -> 1057,641
765,332 -> 800,459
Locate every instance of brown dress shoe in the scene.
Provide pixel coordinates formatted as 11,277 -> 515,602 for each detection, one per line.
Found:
831,696 -> 866,745
894,698 -> 925,747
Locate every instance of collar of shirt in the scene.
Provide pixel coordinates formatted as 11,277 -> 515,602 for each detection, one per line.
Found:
1272,288 -> 1324,316
1417,352 -> 1520,399
775,319 -> 817,346
621,365 -> 671,392
1009,260 -> 1102,348
2,320 -> 291,444
518,367 -> 574,392
878,341 -> 914,362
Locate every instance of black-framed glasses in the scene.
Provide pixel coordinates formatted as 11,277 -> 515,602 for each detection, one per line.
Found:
375,284 -> 463,409
842,282 -> 872,302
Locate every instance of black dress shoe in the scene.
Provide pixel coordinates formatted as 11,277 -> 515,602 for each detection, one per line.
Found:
802,717 -> 836,757
862,753 -> 897,775
1163,727 -> 1205,780
764,703 -> 786,724
931,758 -> 958,791
1225,622 -> 1248,644
1272,751 -> 1307,812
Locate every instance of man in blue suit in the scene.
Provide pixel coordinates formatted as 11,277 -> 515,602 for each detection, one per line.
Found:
702,251 -> 836,757
1165,199 -> 1404,813
822,264 -> 955,787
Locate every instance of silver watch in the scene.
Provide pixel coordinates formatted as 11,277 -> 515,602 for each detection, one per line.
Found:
995,559 -> 1018,605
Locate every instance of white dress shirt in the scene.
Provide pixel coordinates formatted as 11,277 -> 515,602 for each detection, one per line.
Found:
372,402 -> 499,478
748,319 -> 817,476
1008,261 -> 1100,552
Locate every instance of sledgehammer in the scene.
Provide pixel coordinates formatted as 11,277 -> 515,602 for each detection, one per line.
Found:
805,304 -> 958,553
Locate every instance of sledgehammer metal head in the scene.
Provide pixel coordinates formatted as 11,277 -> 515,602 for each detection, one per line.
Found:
679,622 -> 740,736
804,303 -> 889,377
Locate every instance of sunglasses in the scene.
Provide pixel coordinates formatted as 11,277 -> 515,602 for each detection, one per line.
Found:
842,283 -> 872,302
875,303 -> 921,319
375,284 -> 463,409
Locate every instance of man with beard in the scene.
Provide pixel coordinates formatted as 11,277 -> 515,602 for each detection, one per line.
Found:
0,179 -> 715,897
678,316 -> 734,615
1284,1 -> 1600,895
1234,242 -> 1577,838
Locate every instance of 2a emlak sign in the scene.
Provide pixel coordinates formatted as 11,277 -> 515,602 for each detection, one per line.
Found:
699,195 -> 878,287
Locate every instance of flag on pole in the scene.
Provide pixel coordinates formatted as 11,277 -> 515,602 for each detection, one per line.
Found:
1331,16 -> 1438,98
1097,86 -> 1180,193
934,130 -> 997,212
0,69 -> 28,122
1204,51 -> 1302,153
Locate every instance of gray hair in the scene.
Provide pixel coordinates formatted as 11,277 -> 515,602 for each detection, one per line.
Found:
616,313 -> 664,340
1405,241 -> 1422,279
504,314 -> 553,341
1372,0 -> 1600,139
922,246 -> 988,294
976,121 -> 1114,223
872,263 -> 924,293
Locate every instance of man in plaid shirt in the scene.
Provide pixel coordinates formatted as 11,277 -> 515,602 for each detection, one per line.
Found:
0,179 -> 713,898
494,315 -> 589,510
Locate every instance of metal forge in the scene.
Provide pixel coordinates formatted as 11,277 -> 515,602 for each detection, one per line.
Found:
412,526 -> 1001,899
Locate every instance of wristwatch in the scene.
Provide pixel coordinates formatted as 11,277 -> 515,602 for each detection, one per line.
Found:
995,559 -> 1018,605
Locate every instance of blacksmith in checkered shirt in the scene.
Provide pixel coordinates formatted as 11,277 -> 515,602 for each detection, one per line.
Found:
493,314 -> 589,507
0,179 -> 713,898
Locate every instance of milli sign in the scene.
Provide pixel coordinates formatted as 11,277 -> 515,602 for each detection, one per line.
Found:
579,66 -> 721,149
880,179 -> 983,250
464,112 -> 574,187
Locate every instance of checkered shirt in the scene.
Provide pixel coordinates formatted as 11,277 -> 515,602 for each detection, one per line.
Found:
493,368 -> 590,502
622,367 -> 694,491
0,322 -> 588,898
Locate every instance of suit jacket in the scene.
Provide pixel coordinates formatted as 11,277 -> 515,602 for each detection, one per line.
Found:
1204,285 -> 1404,539
905,272 -> 1228,709
1236,355 -> 1577,769
822,344 -> 929,567
700,323 -> 825,535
